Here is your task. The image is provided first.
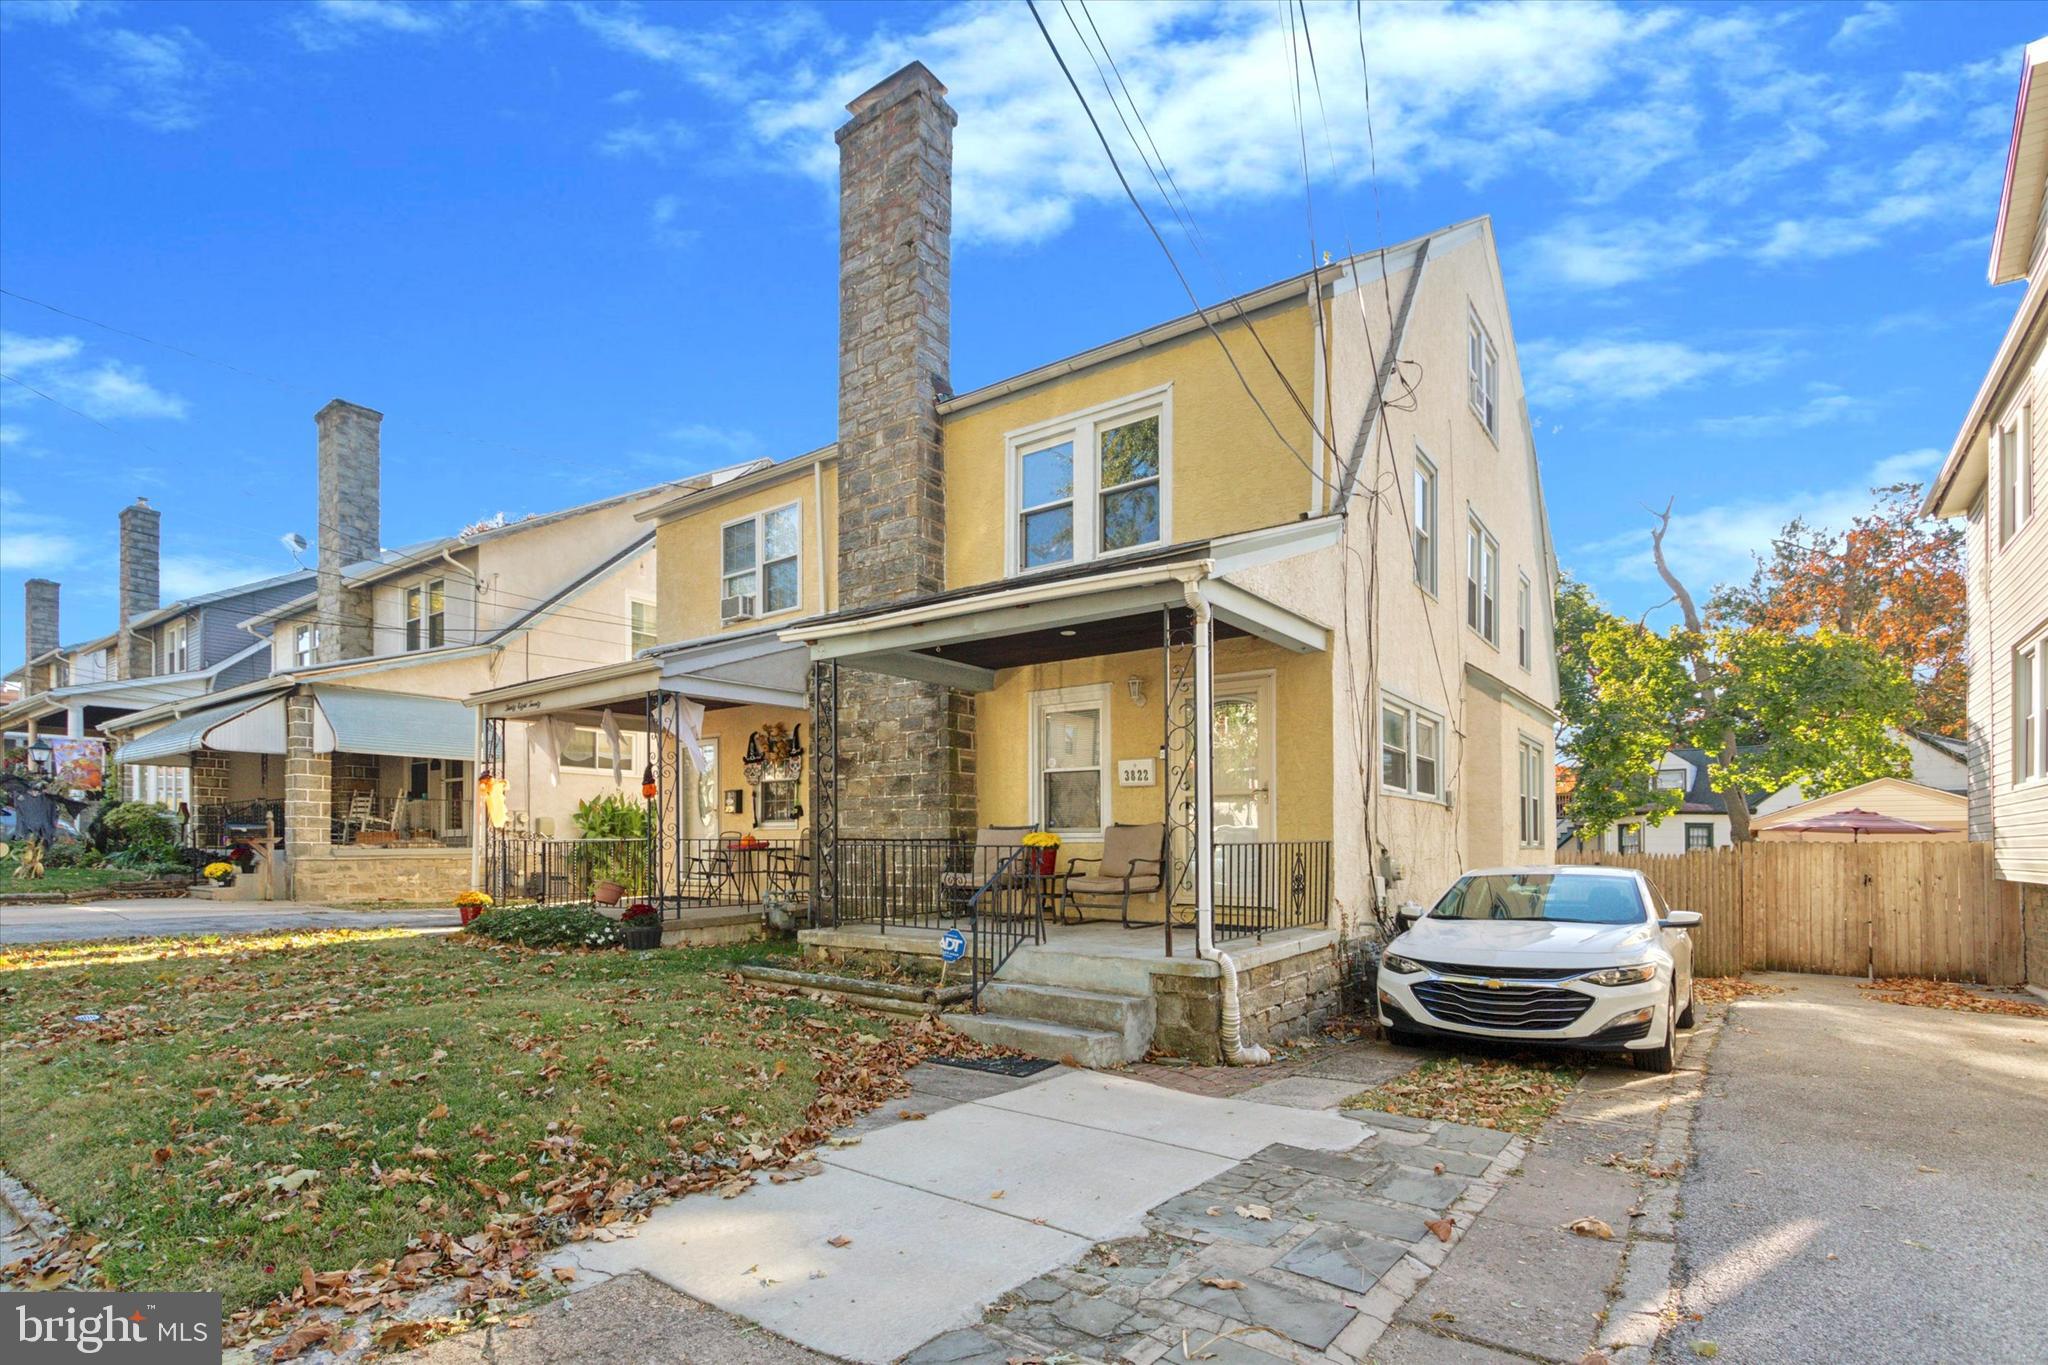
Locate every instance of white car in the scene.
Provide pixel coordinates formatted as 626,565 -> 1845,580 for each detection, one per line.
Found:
1375,866 -> 1698,1073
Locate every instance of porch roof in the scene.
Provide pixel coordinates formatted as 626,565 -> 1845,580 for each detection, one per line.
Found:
783,522 -> 1332,690
115,684 -> 473,766
468,626 -> 810,724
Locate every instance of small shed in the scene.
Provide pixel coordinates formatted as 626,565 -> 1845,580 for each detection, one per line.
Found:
1751,777 -> 1967,842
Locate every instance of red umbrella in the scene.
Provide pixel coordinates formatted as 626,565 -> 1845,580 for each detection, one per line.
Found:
1766,807 -> 1946,841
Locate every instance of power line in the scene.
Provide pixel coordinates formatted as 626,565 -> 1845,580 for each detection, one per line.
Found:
1,372 -> 168,458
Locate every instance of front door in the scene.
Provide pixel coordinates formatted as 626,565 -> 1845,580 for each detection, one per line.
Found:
693,738 -> 721,841
1211,674 -> 1275,911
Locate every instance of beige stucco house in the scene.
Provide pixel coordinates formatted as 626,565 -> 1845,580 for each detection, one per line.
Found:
1923,36 -> 2048,985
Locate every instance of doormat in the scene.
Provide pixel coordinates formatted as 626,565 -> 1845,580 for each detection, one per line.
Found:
929,1056 -> 1059,1078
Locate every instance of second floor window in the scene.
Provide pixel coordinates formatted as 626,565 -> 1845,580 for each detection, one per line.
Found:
722,503 -> 802,617
159,621 -> 190,674
1467,518 -> 1499,645
405,580 -> 445,651
1518,737 -> 1545,847
1654,768 -> 1687,792
293,623 -> 320,667
1517,573 -> 1533,670
1412,451 -> 1438,593
1999,407 -> 2034,545
1468,312 -> 1499,438
629,599 -> 657,653
1012,392 -> 1167,573
1380,697 -> 1442,800
2018,640 -> 2044,784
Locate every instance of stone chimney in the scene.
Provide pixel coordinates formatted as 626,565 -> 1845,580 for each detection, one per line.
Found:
23,578 -> 58,693
314,399 -> 382,662
117,498 -> 159,679
830,62 -> 975,839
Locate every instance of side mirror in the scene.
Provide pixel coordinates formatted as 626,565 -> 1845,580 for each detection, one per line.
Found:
1660,911 -> 1702,929
1394,903 -> 1423,929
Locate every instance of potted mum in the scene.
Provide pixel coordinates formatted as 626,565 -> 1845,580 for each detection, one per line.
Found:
454,889 -> 493,926
1022,830 -> 1061,875
203,860 -> 236,888
620,901 -> 662,950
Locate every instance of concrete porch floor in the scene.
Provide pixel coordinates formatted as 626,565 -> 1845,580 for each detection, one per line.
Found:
801,920 -> 1336,982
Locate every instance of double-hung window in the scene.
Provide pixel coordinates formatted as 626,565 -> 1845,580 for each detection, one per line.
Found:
1011,391 -> 1167,572
1380,697 -> 1442,800
1468,312 -> 1499,438
1031,684 -> 1109,835
2000,406 -> 2034,546
1617,823 -> 1642,854
293,623 -> 319,667
160,621 -> 190,674
405,580 -> 445,651
629,598 -> 657,654
1518,737 -> 1545,847
2018,641 -> 2043,784
1467,518 -> 1499,644
1685,823 -> 1714,851
722,503 -> 802,617
1517,573 -> 1533,669
561,726 -> 633,771
1412,450 -> 1438,593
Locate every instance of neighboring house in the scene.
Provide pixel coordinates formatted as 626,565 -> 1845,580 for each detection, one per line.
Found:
0,507 -> 312,809
1752,778 -> 1968,842
104,400 -> 686,902
481,63 -> 1561,1059
1923,37 -> 2048,986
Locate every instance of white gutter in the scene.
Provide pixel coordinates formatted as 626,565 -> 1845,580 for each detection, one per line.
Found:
1308,274 -> 1327,518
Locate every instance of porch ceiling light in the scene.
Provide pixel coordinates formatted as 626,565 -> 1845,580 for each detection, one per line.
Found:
1058,629 -> 1077,637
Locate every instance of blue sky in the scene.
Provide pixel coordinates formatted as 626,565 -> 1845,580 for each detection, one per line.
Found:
0,0 -> 2038,673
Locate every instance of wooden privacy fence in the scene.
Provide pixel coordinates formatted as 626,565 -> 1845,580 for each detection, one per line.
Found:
1558,842 -> 2023,984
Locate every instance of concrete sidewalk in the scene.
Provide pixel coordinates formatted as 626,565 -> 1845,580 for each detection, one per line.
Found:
0,901 -> 452,943
568,1067 -> 1372,1363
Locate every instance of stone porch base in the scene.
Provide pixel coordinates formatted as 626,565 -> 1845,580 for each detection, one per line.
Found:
288,847 -> 474,905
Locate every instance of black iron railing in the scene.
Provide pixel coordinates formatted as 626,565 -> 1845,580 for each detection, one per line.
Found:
967,847 -> 1047,1000
191,800 -> 283,850
496,836 -> 651,907
1212,839 -> 1332,941
829,837 -> 981,930
670,836 -> 809,909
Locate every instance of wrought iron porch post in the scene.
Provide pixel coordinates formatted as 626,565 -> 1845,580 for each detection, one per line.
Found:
1163,607 -> 1200,958
810,660 -> 840,929
482,716 -> 506,903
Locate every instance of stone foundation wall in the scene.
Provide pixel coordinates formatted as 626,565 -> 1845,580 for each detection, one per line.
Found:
2020,881 -> 2048,987
1235,944 -> 1344,1047
289,848 -> 471,905
1150,973 -> 1225,1065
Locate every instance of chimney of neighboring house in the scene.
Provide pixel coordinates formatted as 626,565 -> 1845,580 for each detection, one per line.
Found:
314,399 -> 382,662
24,578 -> 59,693
830,62 -> 975,839
117,498 -> 160,679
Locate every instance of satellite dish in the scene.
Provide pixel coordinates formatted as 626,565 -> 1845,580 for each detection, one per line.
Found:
281,532 -> 309,565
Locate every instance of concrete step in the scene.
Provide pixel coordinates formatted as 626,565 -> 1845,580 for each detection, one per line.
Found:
943,1013 -> 1129,1069
977,980 -> 1155,1059
997,940 -> 1217,994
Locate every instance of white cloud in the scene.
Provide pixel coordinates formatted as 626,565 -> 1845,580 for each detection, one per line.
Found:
1523,335 -> 1781,405
1830,3 -> 1901,51
0,0 -> 90,28
1696,389 -> 1870,437
0,331 -> 189,420
61,25 -> 219,131
160,551 -> 279,600
648,194 -> 696,249
1576,448 -> 1946,596
0,488 -> 84,573
1518,217 -> 1731,290
662,422 -> 761,457
607,87 -> 643,105
595,119 -> 693,161
290,0 -> 446,51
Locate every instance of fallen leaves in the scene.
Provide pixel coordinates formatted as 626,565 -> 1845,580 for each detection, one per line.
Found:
1860,978 -> 2048,1020
1234,1203 -> 1273,1221
828,1235 -> 852,1248
1692,977 -> 1785,1006
1425,1217 -> 1455,1243
1567,1217 -> 1616,1240
1345,1055 -> 1581,1135
1199,1276 -> 1247,1290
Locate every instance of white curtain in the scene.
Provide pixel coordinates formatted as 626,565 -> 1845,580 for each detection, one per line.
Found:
656,694 -> 713,774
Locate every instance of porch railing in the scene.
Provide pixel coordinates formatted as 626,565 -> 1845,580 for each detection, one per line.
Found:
826,837 -> 984,931
335,797 -> 469,848
1212,840 -> 1332,941
497,836 -> 651,908
190,800 -> 283,850
669,836 -> 809,910
967,847 -> 1048,1001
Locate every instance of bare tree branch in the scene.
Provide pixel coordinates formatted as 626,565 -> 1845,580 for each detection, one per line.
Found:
1649,499 -> 1752,842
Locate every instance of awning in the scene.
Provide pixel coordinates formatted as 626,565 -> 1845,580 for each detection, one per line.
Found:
658,630 -> 809,709
312,686 -> 473,762
116,694 -> 274,766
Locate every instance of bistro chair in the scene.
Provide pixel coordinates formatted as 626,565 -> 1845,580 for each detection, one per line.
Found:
1063,822 -> 1167,927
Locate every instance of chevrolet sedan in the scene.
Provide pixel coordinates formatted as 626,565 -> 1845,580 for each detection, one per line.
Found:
1376,867 -> 1699,1072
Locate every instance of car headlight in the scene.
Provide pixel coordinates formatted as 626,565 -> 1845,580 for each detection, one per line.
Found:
1381,952 -> 1425,975
1581,963 -> 1658,987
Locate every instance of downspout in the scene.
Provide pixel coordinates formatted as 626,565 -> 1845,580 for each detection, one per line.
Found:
1181,578 -> 1273,1067
439,548 -> 483,650
813,459 -> 831,615
1308,275 -> 1327,518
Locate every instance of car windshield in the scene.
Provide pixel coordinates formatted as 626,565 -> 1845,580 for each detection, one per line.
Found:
1430,872 -> 1647,925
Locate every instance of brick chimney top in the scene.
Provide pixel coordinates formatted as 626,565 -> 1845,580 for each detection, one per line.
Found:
841,61 -> 954,129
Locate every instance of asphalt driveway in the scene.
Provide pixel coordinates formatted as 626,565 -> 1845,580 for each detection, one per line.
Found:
1668,973 -> 2048,1363
0,900 -> 452,944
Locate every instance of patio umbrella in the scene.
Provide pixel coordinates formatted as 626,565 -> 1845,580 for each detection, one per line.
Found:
1765,808 -> 1946,841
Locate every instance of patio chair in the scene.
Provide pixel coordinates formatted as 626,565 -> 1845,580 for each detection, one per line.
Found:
938,826 -> 1034,918
680,834 -> 742,902
1063,822 -> 1166,927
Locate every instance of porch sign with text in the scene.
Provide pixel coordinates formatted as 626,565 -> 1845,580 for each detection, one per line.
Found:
8,1293 -> 220,1364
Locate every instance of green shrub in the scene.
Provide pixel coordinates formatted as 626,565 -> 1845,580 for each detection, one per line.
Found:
464,906 -> 624,950
573,792 -> 647,840
40,842 -> 102,870
100,803 -> 180,861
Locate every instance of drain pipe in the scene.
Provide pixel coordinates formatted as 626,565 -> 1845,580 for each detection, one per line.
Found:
1181,578 -> 1273,1067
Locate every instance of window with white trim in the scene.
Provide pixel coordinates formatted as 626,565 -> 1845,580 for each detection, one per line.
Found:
1654,768 -> 1687,792
629,598 -> 657,654
1412,450 -> 1438,593
1030,684 -> 1110,835
758,779 -> 801,825
159,620 -> 190,674
2018,640 -> 2043,784
1518,736 -> 1545,847
722,503 -> 802,616
1467,312 -> 1499,438
1380,697 -> 1442,800
1517,572 -> 1533,670
1466,517 -> 1499,644
293,623 -> 319,668
1999,406 -> 2033,546
1011,392 -> 1167,572
404,580 -> 445,651
560,726 -> 635,771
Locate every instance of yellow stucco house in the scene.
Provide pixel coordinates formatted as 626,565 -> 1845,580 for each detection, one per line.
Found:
477,63 -> 1558,1064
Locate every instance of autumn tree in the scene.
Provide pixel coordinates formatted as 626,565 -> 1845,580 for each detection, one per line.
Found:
1711,482 -> 1966,736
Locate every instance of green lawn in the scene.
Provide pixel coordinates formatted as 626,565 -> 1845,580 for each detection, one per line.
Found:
0,930 -> 869,1317
0,853 -> 162,895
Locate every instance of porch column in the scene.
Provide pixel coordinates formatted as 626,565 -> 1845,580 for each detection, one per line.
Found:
1191,593 -> 1216,955
190,749 -> 231,826
283,692 -> 330,891
66,705 -> 85,737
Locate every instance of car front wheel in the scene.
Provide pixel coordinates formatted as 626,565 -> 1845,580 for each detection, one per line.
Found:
1634,992 -> 1677,1074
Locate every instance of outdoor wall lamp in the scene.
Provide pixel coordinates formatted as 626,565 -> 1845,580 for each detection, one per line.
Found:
1127,676 -> 1146,707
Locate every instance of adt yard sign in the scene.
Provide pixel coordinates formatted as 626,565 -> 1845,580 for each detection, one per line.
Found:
940,928 -> 967,962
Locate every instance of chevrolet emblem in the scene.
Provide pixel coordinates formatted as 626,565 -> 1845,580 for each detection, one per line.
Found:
1484,979 -> 1504,989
